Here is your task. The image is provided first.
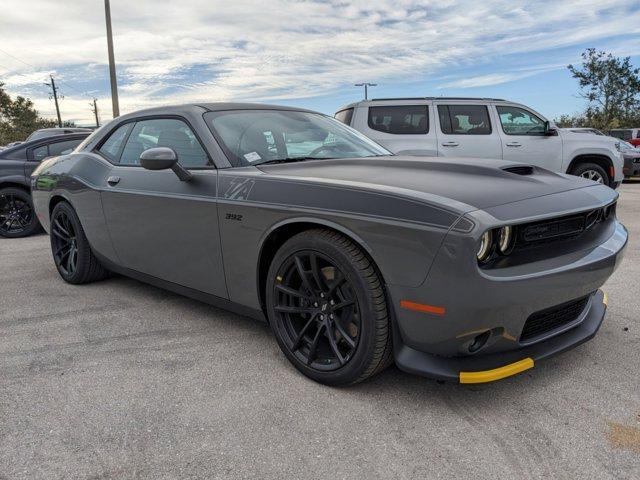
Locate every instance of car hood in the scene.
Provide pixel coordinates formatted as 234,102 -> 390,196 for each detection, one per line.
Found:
256,156 -> 601,212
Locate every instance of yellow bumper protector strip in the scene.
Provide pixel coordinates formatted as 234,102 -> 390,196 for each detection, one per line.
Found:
459,358 -> 534,384
602,291 -> 608,307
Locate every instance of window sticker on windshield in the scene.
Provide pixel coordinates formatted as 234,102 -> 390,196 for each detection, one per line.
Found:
244,151 -> 261,162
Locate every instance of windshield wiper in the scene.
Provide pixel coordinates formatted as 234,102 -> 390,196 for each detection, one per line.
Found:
254,156 -> 329,166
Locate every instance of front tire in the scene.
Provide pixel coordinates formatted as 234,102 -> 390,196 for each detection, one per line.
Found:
0,187 -> 41,238
50,202 -> 108,284
266,229 -> 392,386
571,162 -> 610,186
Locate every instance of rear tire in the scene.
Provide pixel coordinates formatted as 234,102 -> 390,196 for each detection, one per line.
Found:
0,187 -> 41,238
266,229 -> 392,386
50,201 -> 108,284
571,163 -> 610,186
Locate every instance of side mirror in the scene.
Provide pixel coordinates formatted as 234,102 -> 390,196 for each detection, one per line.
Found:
140,147 -> 192,181
544,121 -> 558,137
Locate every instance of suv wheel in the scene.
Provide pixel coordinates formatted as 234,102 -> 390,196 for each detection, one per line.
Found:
266,229 -> 393,386
571,163 -> 609,185
0,187 -> 41,238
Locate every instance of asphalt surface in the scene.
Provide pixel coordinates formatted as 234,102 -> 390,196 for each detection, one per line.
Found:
1,183 -> 639,480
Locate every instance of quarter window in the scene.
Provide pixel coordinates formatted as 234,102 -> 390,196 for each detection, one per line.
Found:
119,118 -> 209,167
334,108 -> 354,126
438,105 -> 492,135
497,106 -> 546,135
368,105 -> 428,134
98,123 -> 133,161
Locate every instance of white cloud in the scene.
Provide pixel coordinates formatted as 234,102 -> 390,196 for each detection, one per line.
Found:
0,0 -> 639,124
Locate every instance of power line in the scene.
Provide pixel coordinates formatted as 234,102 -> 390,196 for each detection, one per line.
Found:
0,47 -> 94,99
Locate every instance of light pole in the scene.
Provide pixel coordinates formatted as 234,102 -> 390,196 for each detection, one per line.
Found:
355,82 -> 377,100
104,0 -> 120,118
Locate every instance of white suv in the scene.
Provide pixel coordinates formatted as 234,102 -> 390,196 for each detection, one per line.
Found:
335,97 -> 623,187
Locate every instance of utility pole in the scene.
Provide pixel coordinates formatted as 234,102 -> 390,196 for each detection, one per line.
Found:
104,0 -> 120,117
90,98 -> 100,127
45,75 -> 62,127
355,82 -> 377,100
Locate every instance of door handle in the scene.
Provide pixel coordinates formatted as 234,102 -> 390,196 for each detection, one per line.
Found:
506,142 -> 522,147
107,176 -> 121,186
441,141 -> 460,147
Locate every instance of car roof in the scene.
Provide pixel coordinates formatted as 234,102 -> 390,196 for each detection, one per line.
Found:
337,97 -> 510,110
113,103 -> 321,122
0,133 -> 90,157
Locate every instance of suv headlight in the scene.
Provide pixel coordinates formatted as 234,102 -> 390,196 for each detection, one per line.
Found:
615,142 -> 621,152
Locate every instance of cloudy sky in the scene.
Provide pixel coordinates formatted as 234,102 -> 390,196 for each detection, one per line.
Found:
1,0 -> 639,125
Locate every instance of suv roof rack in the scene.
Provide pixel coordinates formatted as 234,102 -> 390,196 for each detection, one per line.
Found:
370,97 -> 507,102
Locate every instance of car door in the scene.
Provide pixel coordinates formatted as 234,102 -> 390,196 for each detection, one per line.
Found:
98,117 -> 228,298
356,103 -> 437,155
434,103 -> 503,159
494,104 -> 562,171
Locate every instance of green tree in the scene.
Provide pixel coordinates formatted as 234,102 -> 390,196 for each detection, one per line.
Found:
567,49 -> 640,130
0,82 -> 56,145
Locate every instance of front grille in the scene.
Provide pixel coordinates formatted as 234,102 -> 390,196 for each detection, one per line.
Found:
517,203 -> 615,248
520,295 -> 591,342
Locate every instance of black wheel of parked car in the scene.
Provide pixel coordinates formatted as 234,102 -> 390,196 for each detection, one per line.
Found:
50,201 -> 108,284
0,187 -> 41,238
266,229 -> 393,385
571,163 -> 609,185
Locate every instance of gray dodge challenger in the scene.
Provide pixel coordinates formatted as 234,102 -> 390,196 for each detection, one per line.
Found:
30,103 -> 627,385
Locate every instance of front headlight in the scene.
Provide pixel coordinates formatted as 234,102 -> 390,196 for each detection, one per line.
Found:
615,142 -> 621,152
477,230 -> 492,262
498,226 -> 514,254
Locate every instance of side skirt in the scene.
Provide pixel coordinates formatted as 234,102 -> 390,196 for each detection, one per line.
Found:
95,252 -> 267,323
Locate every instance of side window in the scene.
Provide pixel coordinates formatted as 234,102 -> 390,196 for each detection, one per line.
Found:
48,139 -> 82,156
334,108 -> 354,126
438,105 -> 492,135
120,118 -> 209,167
32,145 -> 49,161
497,106 -> 546,135
368,105 -> 428,134
98,123 -> 133,161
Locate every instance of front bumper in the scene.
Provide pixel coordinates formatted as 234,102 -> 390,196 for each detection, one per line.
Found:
394,290 -> 607,383
389,218 -> 627,383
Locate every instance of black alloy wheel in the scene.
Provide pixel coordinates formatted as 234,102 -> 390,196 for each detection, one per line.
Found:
51,209 -> 79,277
274,250 -> 361,371
50,201 -> 108,284
0,188 -> 40,238
267,229 -> 392,385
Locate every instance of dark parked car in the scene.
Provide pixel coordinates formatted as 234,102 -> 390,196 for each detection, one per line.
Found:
26,127 -> 93,142
0,133 -> 89,238
31,104 -> 627,385
619,140 -> 640,178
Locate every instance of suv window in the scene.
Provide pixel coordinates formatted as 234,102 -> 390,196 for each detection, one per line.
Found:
119,118 -> 209,167
497,106 -> 546,135
368,105 -> 428,134
32,145 -> 49,161
438,105 -> 492,135
98,123 -> 133,161
334,108 -> 354,126
609,129 -> 632,141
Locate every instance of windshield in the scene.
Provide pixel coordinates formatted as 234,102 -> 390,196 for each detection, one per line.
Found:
204,109 -> 391,167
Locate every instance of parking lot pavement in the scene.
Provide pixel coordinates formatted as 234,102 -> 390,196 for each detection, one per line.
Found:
0,184 -> 638,480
